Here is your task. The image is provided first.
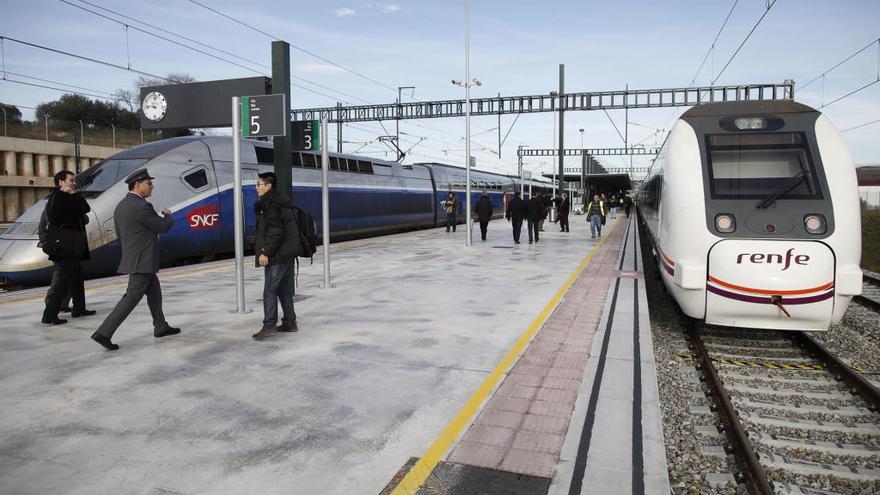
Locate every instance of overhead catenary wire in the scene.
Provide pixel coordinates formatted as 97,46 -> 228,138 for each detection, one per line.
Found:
842,117 -> 880,133
711,0 -> 777,85
800,38 -> 880,90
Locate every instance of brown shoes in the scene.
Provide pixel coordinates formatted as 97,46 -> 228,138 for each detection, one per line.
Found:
252,326 -> 278,341
277,322 -> 298,333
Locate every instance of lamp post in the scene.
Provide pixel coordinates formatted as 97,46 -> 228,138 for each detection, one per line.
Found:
579,128 -> 585,202
396,86 -> 415,161
452,0 -> 480,247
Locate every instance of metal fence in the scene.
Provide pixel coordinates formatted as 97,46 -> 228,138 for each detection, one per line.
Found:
1,119 -> 161,149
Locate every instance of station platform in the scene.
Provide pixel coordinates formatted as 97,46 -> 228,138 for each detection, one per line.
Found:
0,211 -> 667,495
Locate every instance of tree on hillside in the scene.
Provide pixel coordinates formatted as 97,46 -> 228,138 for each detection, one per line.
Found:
1,103 -> 23,124
35,94 -> 139,129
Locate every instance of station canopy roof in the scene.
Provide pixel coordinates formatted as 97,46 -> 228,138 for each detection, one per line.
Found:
542,172 -> 632,193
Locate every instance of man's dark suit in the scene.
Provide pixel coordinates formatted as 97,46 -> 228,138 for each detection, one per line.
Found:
94,192 -> 173,339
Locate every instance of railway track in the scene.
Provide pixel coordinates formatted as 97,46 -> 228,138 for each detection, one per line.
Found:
685,321 -> 880,494
855,272 -> 880,312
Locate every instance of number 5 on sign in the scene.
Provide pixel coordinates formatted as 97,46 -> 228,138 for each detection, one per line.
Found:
240,94 -> 286,138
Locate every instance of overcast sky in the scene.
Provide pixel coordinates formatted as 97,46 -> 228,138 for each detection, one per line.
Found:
2,0 -> 878,177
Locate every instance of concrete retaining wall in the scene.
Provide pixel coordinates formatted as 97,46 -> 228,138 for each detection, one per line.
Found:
0,137 -> 119,222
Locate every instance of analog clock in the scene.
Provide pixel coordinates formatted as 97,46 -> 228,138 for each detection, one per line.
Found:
142,91 -> 167,122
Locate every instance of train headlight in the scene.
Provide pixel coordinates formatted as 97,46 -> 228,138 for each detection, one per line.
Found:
734,117 -> 767,130
804,214 -> 826,234
715,214 -> 736,233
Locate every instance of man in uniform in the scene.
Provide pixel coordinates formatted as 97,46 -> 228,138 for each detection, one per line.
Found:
91,169 -> 179,351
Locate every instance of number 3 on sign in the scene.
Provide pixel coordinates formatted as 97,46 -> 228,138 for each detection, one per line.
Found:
304,134 -> 312,150
250,115 -> 260,135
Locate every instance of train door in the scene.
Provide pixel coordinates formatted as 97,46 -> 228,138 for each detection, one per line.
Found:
174,165 -> 221,259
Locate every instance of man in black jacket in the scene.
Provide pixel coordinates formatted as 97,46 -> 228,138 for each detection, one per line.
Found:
42,170 -> 95,325
252,172 -> 299,341
474,192 -> 493,241
526,192 -> 544,244
558,192 -> 571,232
505,191 -> 527,244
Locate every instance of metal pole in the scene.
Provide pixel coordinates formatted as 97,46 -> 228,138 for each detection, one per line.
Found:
557,64 -> 565,204
336,102 -> 342,153
396,89 -> 401,161
111,124 -> 116,149
497,92 -> 501,159
232,96 -> 246,314
139,128 -> 143,144
2,108 -> 6,137
464,0 -> 472,247
320,117 -> 332,289
45,116 -> 48,143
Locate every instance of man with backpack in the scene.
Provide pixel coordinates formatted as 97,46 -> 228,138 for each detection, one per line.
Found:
252,172 -> 302,341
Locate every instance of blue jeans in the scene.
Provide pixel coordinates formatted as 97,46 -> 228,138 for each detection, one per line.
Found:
590,214 -> 603,237
446,212 -> 456,232
263,263 -> 296,328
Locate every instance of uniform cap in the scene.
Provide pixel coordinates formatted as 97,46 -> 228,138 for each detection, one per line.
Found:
125,169 -> 154,185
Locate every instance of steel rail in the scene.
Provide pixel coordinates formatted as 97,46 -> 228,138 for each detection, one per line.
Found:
854,272 -> 880,312
684,319 -> 774,495
793,331 -> 880,411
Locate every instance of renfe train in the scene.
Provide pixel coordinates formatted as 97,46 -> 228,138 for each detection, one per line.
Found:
0,137 -> 552,286
638,100 -> 863,331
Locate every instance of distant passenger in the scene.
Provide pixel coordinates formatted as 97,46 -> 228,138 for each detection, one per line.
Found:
538,192 -> 551,232
91,169 -> 178,351
609,194 -> 617,219
41,170 -> 95,325
526,192 -> 544,244
624,195 -> 632,217
444,192 -> 458,233
558,192 -> 570,233
586,194 -> 605,239
252,172 -> 301,341
506,191 -> 527,244
474,191 -> 493,241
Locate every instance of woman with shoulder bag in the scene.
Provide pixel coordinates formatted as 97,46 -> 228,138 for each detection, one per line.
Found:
41,170 -> 95,325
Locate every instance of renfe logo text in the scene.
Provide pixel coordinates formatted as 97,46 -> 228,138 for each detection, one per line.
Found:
187,204 -> 220,230
736,248 -> 809,271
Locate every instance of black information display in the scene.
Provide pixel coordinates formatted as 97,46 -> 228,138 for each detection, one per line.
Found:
240,94 -> 287,138
291,120 -> 320,151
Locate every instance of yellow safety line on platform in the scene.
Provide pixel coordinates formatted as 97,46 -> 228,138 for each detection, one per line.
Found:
390,217 -> 625,494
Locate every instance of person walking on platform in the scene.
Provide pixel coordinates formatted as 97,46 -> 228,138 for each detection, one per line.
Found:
526,192 -> 544,244
609,194 -> 617,219
506,191 -> 527,244
91,169 -> 178,351
252,172 -> 300,341
558,191 -> 570,233
474,191 -> 493,241
624,195 -> 633,217
41,170 -> 95,325
586,194 -> 605,239
444,192 -> 458,233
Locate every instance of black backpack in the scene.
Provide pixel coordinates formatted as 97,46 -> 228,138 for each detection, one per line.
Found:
281,205 -> 317,262
294,206 -> 318,259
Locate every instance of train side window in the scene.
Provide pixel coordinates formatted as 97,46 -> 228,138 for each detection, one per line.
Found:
301,153 -> 318,168
289,152 -> 303,168
330,157 -> 341,171
357,160 -> 373,174
255,147 -> 274,164
182,167 -> 209,191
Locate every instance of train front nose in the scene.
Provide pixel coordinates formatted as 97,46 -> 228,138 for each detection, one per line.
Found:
0,238 -> 54,286
705,241 -> 835,331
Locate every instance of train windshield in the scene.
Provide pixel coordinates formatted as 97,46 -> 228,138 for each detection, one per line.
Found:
76,159 -> 148,195
705,132 -> 821,200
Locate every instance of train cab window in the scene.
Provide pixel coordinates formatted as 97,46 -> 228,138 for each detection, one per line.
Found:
183,168 -> 209,190
706,132 -> 821,200
76,158 -> 148,195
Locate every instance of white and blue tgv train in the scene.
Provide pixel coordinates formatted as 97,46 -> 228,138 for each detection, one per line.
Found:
0,136 -> 551,286
639,100 -> 862,331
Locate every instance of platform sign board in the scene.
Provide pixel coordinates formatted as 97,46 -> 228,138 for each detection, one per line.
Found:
240,94 -> 286,138
292,120 -> 320,151
139,76 -> 270,130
